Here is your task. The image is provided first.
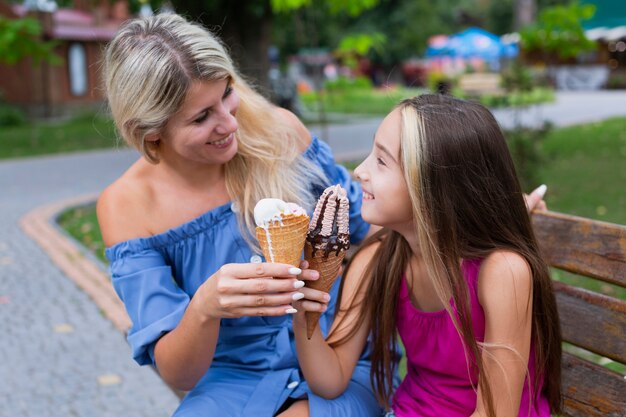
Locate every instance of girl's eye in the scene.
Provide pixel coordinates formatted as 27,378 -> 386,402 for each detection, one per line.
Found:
194,111 -> 209,124
376,157 -> 387,167
223,85 -> 233,98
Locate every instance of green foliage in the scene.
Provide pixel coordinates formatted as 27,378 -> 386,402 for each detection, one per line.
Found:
0,16 -> 61,65
501,62 -> 536,92
324,75 -> 373,91
506,123 -> 553,191
1,111 -> 118,159
0,102 -> 26,127
519,2 -> 597,61
271,0 -> 380,15
57,204 -> 107,263
335,32 -> 386,68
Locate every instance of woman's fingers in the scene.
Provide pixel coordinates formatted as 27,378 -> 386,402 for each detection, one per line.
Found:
220,262 -> 303,280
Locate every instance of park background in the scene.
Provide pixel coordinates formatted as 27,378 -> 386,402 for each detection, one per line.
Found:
0,0 -> 624,416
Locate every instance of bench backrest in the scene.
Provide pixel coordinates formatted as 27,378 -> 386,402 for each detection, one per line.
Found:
531,211 -> 626,417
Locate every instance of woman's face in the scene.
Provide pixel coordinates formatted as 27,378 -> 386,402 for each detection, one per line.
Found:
156,78 -> 240,167
354,108 -> 413,232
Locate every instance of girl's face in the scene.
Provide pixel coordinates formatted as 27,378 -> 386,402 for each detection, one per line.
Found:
354,109 -> 413,232
155,79 -> 240,167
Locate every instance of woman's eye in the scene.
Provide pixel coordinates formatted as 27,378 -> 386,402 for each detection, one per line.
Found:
194,111 -> 209,124
223,85 -> 233,98
376,157 -> 387,167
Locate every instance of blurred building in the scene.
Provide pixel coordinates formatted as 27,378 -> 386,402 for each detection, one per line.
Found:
0,1 -> 130,118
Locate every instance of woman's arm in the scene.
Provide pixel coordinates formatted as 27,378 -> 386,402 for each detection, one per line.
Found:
292,243 -> 378,399
472,251 -> 534,417
98,183 -> 310,390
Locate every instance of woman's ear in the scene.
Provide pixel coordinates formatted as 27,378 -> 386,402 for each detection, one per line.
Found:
144,132 -> 160,143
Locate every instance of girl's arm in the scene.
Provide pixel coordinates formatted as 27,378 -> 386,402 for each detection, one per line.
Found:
472,251 -> 534,417
292,243 -> 379,399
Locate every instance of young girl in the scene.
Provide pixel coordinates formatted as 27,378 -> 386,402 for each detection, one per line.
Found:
293,94 -> 562,417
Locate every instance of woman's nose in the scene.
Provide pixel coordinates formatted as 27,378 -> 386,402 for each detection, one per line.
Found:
215,110 -> 238,135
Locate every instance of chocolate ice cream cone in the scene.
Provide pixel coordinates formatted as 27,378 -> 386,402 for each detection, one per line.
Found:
304,242 -> 346,339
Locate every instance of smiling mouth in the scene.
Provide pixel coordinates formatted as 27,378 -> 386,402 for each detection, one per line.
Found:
207,134 -> 233,148
363,190 -> 375,200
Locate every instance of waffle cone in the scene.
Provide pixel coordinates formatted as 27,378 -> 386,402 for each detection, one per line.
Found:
304,242 -> 346,339
255,214 -> 309,266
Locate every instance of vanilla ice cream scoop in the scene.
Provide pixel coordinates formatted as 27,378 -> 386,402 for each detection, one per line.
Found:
254,198 -> 307,227
254,198 -> 309,264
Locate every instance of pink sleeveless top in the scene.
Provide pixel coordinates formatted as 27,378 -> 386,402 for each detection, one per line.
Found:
392,259 -> 550,417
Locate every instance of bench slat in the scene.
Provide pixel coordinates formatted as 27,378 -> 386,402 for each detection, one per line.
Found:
561,352 -> 626,417
554,281 -> 626,364
532,211 -> 626,287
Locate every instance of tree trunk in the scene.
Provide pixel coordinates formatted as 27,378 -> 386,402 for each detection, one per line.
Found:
170,1 -> 274,97
514,0 -> 536,31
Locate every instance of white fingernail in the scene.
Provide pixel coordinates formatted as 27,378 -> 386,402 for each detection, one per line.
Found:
536,184 -> 547,198
292,292 -> 305,301
288,267 -> 302,275
285,308 -> 298,314
293,280 -> 305,289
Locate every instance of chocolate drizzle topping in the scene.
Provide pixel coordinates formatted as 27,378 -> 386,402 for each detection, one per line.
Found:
306,189 -> 350,258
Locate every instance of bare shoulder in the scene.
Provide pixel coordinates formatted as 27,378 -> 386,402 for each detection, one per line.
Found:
274,106 -> 311,151
478,250 -> 533,314
342,242 -> 381,298
97,162 -> 154,247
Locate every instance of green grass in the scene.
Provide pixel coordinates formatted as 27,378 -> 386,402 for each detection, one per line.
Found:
56,203 -> 107,263
539,117 -> 626,225
1,112 -> 122,159
301,87 -> 426,115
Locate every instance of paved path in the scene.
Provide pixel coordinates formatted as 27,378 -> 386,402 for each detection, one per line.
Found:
0,149 -> 180,416
1,90 -> 625,417
314,90 -> 626,161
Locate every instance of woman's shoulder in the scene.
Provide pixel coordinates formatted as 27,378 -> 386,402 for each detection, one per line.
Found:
97,161 -> 155,247
274,106 -> 311,152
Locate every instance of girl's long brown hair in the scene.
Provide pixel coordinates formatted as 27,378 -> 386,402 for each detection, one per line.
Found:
334,94 -> 561,415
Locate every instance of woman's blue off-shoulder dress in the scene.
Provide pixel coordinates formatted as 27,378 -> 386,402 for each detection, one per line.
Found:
105,137 -> 381,417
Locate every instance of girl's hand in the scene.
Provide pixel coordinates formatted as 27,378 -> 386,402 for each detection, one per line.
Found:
524,184 -> 547,212
193,262 -> 308,320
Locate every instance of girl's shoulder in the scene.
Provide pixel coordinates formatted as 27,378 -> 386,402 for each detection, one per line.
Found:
477,250 -> 533,316
97,160 -> 156,247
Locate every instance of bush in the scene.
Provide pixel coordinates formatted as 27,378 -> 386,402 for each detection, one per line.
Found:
505,122 -> 553,190
0,103 -> 26,127
324,76 -> 373,92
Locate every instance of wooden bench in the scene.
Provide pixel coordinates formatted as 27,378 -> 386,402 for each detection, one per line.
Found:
458,72 -> 503,96
531,211 -> 626,416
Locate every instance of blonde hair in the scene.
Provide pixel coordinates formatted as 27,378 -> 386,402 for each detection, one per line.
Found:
103,13 -> 327,249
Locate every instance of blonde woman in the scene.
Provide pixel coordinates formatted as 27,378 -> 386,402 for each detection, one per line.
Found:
97,13 -> 378,417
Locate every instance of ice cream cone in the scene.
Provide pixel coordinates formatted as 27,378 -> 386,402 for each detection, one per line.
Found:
255,213 -> 309,266
304,242 -> 346,339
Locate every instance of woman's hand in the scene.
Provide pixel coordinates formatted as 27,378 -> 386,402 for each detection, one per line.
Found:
291,260 -> 336,326
192,262 -> 310,320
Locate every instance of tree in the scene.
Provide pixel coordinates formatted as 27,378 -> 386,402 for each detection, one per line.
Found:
169,0 -> 382,94
0,15 -> 59,66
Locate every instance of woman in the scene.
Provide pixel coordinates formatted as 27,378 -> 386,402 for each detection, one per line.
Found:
98,13 -> 378,417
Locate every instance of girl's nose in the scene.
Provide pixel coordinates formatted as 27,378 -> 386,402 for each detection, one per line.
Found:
354,163 -> 367,181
